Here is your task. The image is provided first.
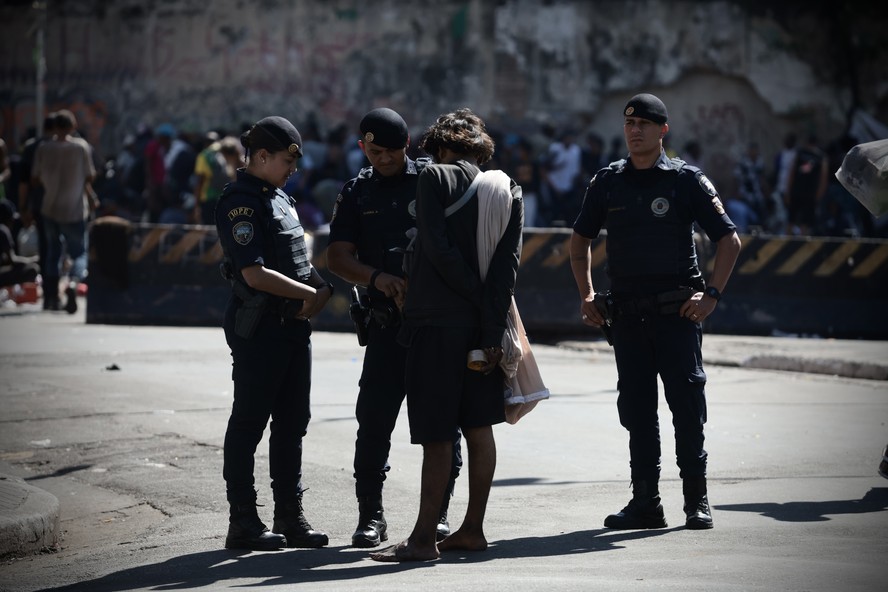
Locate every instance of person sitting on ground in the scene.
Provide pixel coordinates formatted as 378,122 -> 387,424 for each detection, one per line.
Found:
0,199 -> 39,289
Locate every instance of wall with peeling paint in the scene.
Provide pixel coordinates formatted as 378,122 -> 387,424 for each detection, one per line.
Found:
1,0 -> 885,190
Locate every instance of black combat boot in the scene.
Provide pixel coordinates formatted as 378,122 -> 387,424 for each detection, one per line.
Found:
64,284 -> 78,314
273,493 -> 329,548
42,277 -> 60,311
683,476 -> 714,530
604,480 -> 668,529
436,493 -> 452,541
351,496 -> 387,548
225,502 -> 287,550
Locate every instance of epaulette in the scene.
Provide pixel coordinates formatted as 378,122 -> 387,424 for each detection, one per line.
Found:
218,179 -> 261,202
587,162 -> 621,187
608,158 -> 627,173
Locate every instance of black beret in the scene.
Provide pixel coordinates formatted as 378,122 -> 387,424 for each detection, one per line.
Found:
623,93 -> 668,125
359,108 -> 408,149
248,116 -> 303,157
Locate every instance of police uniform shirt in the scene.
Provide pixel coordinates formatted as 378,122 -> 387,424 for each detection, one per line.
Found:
573,150 -> 735,293
216,169 -> 309,282
328,157 -> 427,274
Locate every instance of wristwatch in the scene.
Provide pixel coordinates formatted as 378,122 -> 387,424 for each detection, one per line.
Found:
704,286 -> 721,302
369,269 -> 383,289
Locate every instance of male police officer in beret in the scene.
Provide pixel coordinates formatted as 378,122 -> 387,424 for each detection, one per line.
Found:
569,93 -> 741,530
327,108 -> 462,547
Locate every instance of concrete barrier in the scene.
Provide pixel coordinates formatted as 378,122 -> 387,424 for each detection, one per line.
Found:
703,233 -> 888,338
87,221 -> 888,339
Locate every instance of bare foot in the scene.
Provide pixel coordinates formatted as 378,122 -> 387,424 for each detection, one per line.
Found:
369,539 -> 439,562
437,528 -> 488,552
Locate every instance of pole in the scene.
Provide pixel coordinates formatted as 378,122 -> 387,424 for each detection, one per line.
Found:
34,0 -> 47,136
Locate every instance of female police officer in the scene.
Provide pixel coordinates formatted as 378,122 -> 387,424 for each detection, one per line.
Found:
215,116 -> 333,550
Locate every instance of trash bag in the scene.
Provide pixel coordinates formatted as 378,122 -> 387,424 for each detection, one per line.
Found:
835,139 -> 888,217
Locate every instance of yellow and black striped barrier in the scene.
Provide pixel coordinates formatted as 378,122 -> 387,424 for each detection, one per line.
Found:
705,234 -> 887,337
87,221 -> 888,339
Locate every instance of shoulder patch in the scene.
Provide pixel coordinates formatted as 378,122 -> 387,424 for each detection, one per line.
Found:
696,172 -> 718,197
331,193 -> 344,221
232,221 -> 254,245
711,196 -> 726,215
227,206 -> 254,220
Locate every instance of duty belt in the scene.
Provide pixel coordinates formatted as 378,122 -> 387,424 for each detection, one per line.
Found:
611,287 -> 696,317
266,296 -> 305,319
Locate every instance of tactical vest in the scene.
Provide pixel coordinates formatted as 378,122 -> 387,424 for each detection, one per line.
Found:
219,179 -> 312,284
353,158 -> 429,276
603,161 -> 701,291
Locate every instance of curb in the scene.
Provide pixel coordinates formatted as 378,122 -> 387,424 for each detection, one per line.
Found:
728,355 -> 888,381
0,474 -> 60,559
556,340 -> 888,381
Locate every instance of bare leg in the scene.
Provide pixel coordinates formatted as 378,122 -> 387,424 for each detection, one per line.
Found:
438,425 -> 495,552
370,440 -> 451,562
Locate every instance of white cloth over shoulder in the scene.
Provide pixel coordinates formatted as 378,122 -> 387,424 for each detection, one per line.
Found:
474,170 -> 549,424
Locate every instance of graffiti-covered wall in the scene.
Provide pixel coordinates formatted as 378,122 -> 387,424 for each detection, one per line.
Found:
2,0 -> 886,187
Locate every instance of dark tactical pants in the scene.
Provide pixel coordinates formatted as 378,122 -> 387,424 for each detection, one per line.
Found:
223,310 -> 313,505
611,312 -> 708,482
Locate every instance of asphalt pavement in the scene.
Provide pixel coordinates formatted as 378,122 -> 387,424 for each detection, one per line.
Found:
1,296 -> 886,591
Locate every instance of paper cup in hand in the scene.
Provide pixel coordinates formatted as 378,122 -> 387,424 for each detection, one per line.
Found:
467,349 -> 487,371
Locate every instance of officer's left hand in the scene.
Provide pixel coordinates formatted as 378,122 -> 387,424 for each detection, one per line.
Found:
479,346 -> 503,375
297,285 -> 332,320
680,291 -> 717,324
374,272 -> 407,302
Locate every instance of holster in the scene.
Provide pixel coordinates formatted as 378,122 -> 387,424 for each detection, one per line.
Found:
231,279 -> 269,339
349,286 -> 371,347
592,292 -> 614,346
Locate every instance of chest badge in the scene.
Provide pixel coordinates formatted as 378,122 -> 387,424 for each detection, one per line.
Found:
651,197 -> 670,217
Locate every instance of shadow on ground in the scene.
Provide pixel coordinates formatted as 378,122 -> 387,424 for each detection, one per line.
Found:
37,528 -> 675,591
715,487 -> 888,522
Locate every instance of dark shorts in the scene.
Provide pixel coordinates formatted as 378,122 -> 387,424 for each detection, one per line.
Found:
403,325 -> 505,444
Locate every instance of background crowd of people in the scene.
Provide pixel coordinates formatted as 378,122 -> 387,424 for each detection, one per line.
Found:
0,108 -> 885,307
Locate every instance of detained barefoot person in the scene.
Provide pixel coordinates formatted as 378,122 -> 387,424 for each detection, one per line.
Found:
370,108 -> 523,562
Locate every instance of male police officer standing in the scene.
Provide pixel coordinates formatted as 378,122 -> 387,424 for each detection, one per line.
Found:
569,94 -> 741,530
327,108 -> 462,548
